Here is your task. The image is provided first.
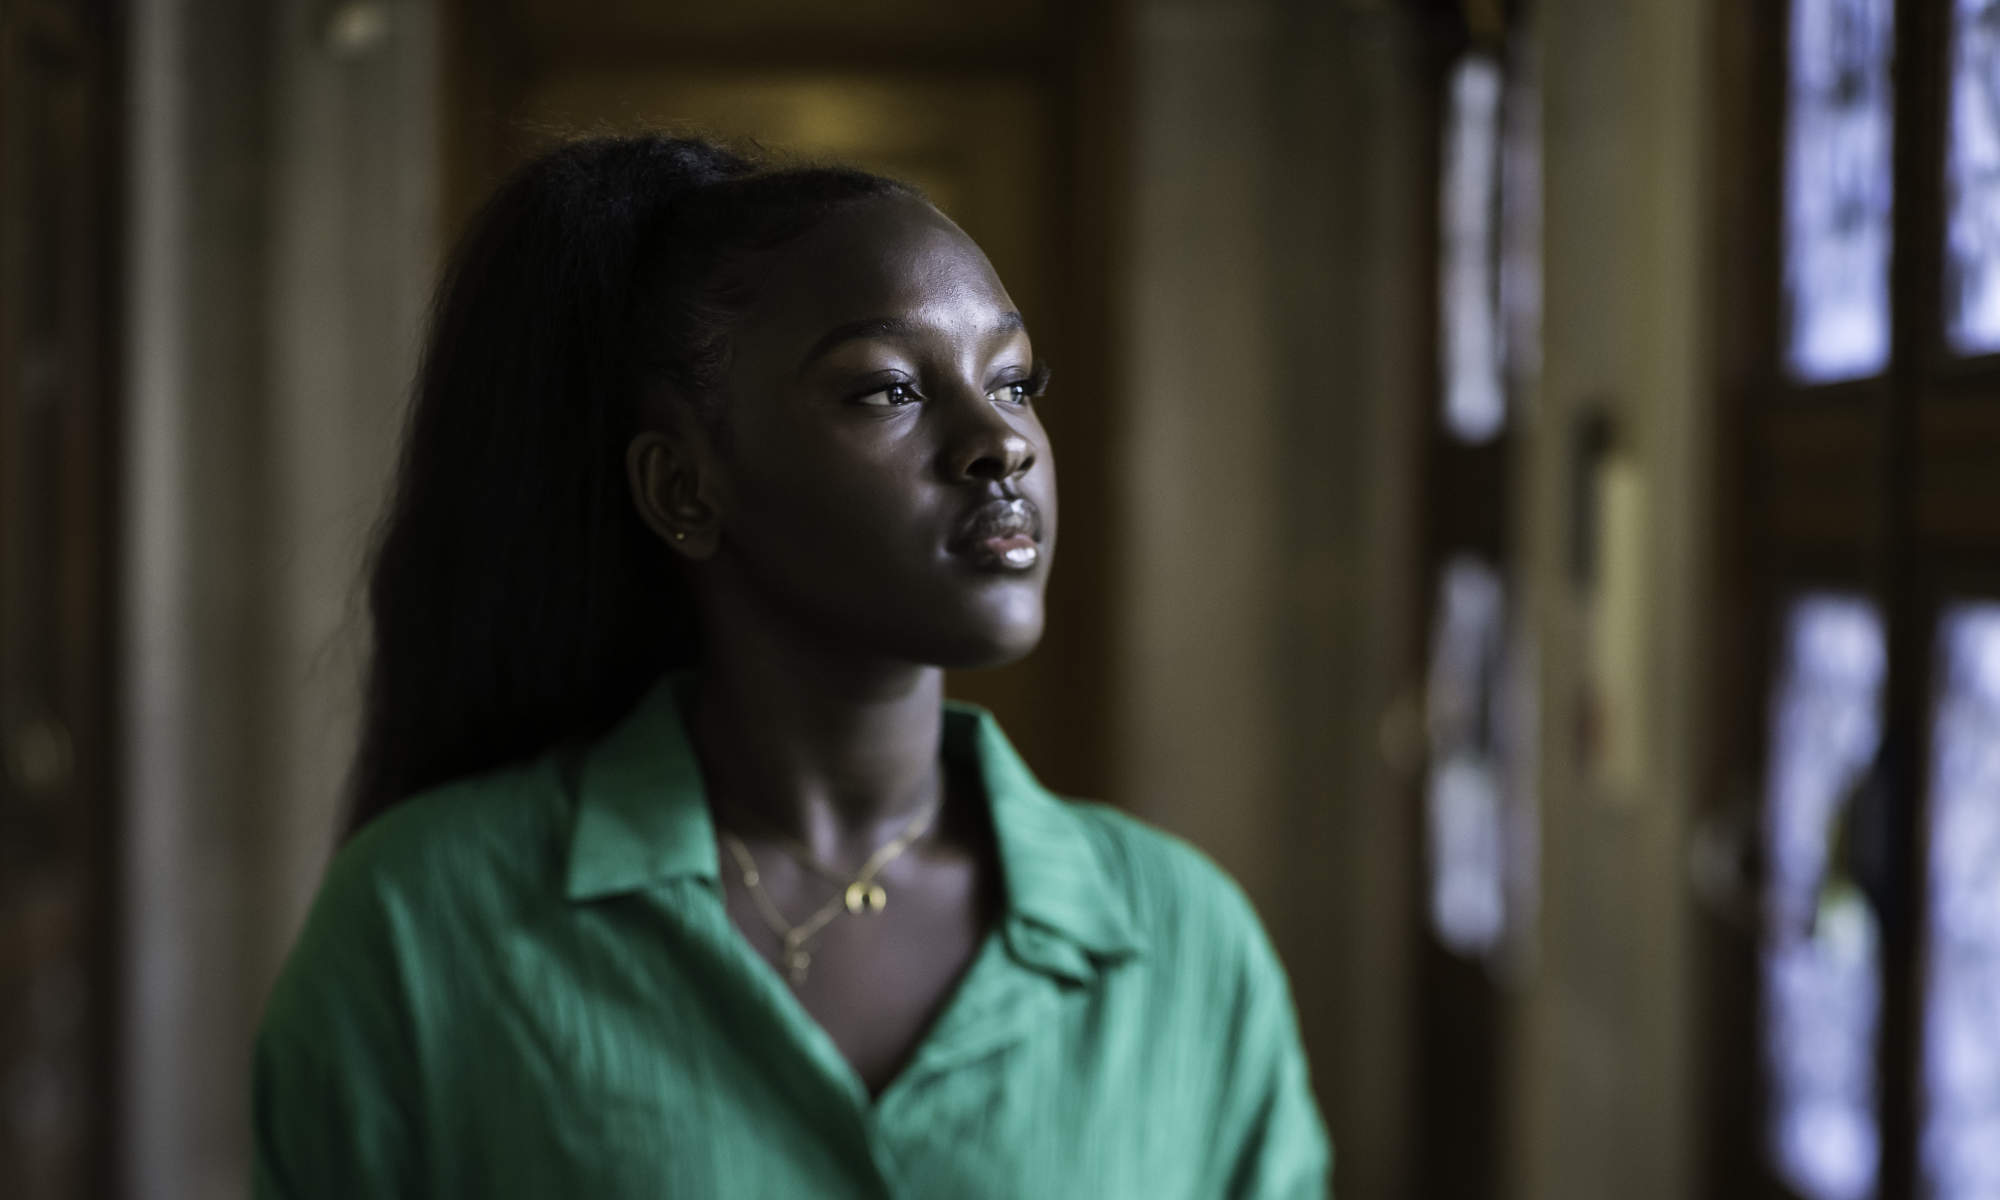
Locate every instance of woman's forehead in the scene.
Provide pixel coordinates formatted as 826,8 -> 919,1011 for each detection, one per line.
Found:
747,195 -> 1018,351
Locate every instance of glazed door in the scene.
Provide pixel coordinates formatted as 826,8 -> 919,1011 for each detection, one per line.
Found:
1704,2 -> 2000,1198
1409,5 -> 1540,1197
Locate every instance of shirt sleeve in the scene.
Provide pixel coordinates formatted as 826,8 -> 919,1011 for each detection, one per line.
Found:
1217,914 -> 1335,1200
1224,928 -> 1336,1200
1079,803 -> 1335,1199
252,849 -> 425,1199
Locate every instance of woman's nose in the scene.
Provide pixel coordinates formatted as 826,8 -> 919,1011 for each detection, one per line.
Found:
940,396 -> 1035,483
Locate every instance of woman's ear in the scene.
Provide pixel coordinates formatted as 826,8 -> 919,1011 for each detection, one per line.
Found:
627,407 -> 725,561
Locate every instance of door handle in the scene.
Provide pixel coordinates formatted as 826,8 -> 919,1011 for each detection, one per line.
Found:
1688,778 -> 1766,938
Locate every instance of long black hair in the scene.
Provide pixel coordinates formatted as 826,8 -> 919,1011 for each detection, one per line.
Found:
346,135 -> 913,835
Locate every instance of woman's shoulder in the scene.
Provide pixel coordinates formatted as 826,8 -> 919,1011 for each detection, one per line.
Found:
254,757 -> 578,1194
1060,801 -> 1332,1194
269,752 -> 574,1005
1057,799 -> 1284,975
329,751 -> 574,904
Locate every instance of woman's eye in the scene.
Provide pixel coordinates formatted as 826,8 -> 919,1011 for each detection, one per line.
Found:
990,363 -> 1049,406
854,383 -> 919,407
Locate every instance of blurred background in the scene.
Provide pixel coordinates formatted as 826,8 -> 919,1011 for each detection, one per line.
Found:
6,0 -> 2000,1197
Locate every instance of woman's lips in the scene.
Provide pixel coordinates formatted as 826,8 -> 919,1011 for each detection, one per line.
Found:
951,498 -> 1042,571
977,533 -> 1039,569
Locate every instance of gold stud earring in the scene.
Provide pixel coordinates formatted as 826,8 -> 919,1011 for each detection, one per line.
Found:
673,531 -> 686,541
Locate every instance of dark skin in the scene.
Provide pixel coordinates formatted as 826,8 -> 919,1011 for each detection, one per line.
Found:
625,193 -> 1056,1097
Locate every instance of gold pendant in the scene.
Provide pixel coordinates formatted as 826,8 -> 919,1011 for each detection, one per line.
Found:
844,881 -> 888,914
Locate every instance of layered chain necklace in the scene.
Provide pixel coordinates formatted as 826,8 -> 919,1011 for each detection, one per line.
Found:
717,795 -> 942,987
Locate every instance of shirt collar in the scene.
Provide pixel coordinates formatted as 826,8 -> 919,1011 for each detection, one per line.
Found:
562,675 -> 1144,978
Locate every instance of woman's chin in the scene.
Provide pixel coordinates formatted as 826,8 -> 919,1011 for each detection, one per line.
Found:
921,613 -> 1046,671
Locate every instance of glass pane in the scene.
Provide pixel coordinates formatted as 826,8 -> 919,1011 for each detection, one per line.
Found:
1922,604 -> 2000,1200
1783,0 -> 1896,383
1441,56 -> 1505,443
1425,555 -> 1512,959
1763,594 -> 1888,1200
1947,0 -> 2000,355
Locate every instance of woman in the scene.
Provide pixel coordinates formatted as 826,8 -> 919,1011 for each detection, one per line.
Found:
253,135 -> 1330,1198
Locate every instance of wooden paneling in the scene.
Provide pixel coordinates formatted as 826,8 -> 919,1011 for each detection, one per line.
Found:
506,0 -> 1052,48
1764,405 -> 1885,549
0,1 -> 121,1197
1918,396 -> 2000,549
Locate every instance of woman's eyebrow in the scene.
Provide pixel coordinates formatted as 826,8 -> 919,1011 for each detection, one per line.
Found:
798,311 -> 1027,371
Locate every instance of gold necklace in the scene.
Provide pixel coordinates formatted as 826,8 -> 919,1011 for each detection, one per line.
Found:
733,794 -> 946,914
717,797 -> 942,986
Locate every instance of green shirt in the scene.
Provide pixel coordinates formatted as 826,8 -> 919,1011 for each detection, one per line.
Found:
253,678 -> 1331,1198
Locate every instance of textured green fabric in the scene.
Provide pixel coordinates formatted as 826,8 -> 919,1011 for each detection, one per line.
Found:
253,678 -> 1331,1198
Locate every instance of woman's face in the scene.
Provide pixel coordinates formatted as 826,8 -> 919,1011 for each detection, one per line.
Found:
693,192 -> 1056,669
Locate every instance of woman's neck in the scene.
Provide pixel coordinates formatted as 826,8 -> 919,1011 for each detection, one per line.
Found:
690,639 -> 947,864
